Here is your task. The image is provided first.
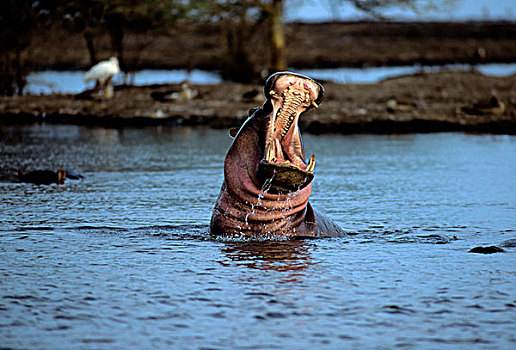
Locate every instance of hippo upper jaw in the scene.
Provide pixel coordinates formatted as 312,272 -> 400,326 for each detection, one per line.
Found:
259,72 -> 323,192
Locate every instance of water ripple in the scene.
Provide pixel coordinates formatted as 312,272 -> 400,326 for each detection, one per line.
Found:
1,127 -> 515,349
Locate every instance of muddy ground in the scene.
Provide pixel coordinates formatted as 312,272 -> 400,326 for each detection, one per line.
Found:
2,21 -> 516,134
2,70 -> 515,134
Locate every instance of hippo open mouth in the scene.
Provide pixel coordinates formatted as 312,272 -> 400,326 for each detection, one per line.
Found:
211,71 -> 344,238
259,72 -> 324,192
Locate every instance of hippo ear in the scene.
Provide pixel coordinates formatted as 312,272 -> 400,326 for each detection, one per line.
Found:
248,107 -> 259,116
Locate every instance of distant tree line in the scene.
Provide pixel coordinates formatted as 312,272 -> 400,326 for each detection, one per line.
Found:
0,0 -> 442,95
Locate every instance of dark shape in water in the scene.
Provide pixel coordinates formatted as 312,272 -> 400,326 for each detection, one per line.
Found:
468,246 -> 505,254
18,168 -> 66,185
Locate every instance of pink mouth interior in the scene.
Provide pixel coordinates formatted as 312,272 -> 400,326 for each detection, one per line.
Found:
264,75 -> 320,170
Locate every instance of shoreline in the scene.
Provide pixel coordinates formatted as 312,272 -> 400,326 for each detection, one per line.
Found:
2,71 -> 515,134
2,114 -> 512,135
5,20 -> 515,134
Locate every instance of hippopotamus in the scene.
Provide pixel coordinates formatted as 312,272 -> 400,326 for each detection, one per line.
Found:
18,168 -> 66,185
210,71 -> 345,239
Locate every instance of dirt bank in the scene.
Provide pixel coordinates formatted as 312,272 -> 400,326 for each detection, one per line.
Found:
2,71 -> 515,134
7,20 -> 514,134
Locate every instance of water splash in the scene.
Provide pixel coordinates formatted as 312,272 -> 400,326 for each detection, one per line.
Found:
260,175 -> 274,193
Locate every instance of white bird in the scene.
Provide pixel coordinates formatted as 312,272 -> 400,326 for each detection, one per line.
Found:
84,57 -> 120,98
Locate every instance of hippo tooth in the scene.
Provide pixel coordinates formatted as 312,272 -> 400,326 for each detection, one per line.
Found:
306,155 -> 316,172
266,143 -> 273,162
312,101 -> 319,108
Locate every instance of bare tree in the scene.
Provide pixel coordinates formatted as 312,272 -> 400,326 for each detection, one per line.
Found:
59,0 -> 104,66
1,1 -> 39,95
188,0 -> 443,82
60,0 -> 185,69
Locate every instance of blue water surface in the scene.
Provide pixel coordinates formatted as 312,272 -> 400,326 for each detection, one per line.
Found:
1,125 -> 515,349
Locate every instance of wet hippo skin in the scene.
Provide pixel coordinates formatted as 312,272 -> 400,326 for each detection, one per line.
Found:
210,72 -> 345,239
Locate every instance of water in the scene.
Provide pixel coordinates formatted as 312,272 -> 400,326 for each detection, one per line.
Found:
25,63 -> 516,95
1,125 -> 515,349
300,63 -> 516,84
26,69 -> 223,95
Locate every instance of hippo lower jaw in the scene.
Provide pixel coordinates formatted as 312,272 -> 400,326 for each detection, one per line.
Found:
259,73 -> 321,192
258,158 -> 314,192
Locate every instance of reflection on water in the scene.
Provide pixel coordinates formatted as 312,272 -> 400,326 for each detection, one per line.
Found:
1,124 -> 515,349
86,128 -> 122,144
221,240 -> 313,273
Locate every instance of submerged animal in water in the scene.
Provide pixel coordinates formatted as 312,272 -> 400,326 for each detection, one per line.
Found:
17,168 -> 83,185
18,168 -> 67,185
210,71 -> 345,239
